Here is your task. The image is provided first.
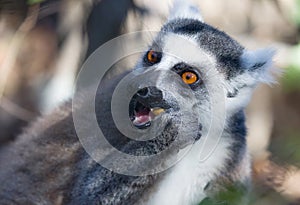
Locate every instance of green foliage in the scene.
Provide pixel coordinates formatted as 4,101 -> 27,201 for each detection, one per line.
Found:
27,0 -> 45,5
199,185 -> 248,205
281,43 -> 300,92
199,198 -> 218,205
199,185 -> 291,205
293,0 -> 300,26
281,66 -> 300,92
270,131 -> 300,165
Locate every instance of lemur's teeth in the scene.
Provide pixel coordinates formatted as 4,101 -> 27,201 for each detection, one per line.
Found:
151,108 -> 165,116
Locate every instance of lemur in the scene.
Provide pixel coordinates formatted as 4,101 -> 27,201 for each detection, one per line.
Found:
0,0 -> 276,204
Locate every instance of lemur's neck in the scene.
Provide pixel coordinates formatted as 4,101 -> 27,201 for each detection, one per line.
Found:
147,110 -> 250,205
223,110 -> 248,175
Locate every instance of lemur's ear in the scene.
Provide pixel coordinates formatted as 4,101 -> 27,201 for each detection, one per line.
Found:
239,48 -> 277,85
168,0 -> 204,22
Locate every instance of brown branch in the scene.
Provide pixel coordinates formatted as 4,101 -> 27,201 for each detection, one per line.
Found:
0,97 -> 36,122
0,4 -> 39,120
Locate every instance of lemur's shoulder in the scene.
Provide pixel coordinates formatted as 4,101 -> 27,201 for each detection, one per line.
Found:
0,100 -> 82,204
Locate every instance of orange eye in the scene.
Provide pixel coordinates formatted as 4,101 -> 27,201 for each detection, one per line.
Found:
146,50 -> 161,64
181,71 -> 198,84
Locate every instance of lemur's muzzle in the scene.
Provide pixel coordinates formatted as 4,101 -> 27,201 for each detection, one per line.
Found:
129,86 -> 171,129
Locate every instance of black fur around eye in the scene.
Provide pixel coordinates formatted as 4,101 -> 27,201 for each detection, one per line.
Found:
144,50 -> 162,65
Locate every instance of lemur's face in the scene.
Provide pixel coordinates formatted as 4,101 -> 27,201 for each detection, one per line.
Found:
129,19 -> 274,137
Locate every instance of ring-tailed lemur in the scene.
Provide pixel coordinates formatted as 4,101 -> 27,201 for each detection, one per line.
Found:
0,0 -> 275,204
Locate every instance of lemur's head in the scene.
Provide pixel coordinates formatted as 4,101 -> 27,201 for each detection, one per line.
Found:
77,0 -> 278,175
128,0 -> 275,137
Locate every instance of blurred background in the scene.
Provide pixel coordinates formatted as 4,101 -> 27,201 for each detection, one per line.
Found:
0,0 -> 299,204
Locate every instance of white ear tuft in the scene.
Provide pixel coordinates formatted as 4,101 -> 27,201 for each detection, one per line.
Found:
168,0 -> 204,22
240,48 -> 279,84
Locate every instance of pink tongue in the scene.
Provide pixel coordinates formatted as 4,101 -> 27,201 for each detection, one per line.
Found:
134,109 -> 151,124
135,115 -> 150,124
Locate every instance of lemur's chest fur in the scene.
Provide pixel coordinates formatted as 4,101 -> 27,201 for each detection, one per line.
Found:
146,136 -> 233,205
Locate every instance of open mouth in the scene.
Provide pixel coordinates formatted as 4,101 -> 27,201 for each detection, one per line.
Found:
129,100 -> 165,129
129,87 -> 171,129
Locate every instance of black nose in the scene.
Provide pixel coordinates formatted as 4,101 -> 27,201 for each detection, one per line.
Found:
136,87 -> 163,106
137,86 -> 162,99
